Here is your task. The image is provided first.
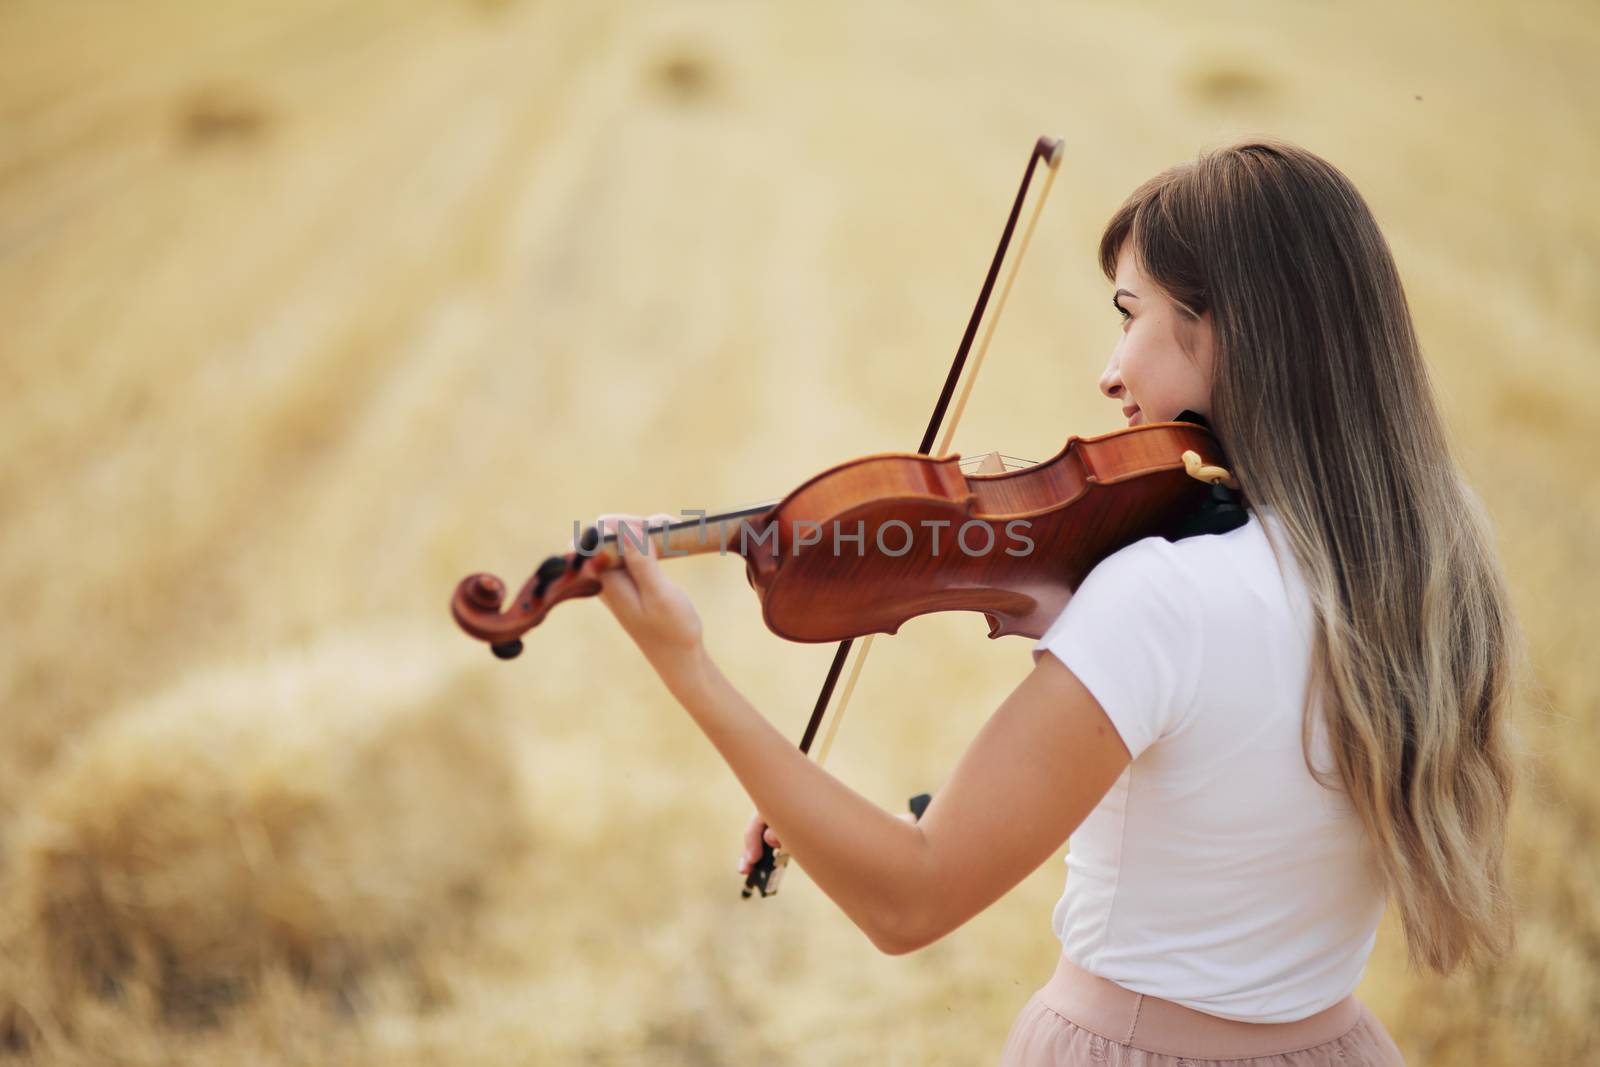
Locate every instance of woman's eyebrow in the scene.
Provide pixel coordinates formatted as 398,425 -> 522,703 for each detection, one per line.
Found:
1113,288 -> 1140,301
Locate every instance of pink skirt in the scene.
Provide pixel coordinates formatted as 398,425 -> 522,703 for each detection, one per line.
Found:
998,953 -> 1406,1066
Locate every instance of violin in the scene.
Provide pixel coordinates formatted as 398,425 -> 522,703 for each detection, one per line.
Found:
450,420 -> 1242,658
447,135 -> 1245,898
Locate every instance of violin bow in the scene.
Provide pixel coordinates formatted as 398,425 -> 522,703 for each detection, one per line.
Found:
744,135 -> 1066,897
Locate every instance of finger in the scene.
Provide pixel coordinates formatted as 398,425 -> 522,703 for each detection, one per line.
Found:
595,565 -> 641,616
741,816 -> 771,873
740,819 -> 763,872
593,518 -> 643,614
645,512 -> 678,561
594,514 -> 636,553
593,514 -> 638,575
595,514 -> 646,547
616,516 -> 668,590
600,514 -> 646,560
763,826 -> 780,847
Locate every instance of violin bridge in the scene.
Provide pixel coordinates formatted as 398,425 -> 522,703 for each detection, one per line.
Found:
959,450 -> 1035,474
966,450 -> 1007,474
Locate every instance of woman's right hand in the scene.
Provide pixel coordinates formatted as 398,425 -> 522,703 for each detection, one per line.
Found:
738,812 -> 781,876
737,808 -> 920,876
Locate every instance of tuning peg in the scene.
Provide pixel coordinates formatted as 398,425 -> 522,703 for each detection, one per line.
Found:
532,554 -> 569,598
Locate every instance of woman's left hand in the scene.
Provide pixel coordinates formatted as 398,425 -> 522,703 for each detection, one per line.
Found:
593,513 -> 704,667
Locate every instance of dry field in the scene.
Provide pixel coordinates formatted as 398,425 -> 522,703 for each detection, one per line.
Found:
1,1 -> 1596,1063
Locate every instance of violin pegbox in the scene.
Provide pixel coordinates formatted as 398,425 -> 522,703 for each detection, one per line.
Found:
480,555 -> 577,660
452,527 -> 610,661
531,554 -> 571,599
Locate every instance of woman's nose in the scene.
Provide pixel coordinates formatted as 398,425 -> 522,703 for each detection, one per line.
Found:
1098,355 -> 1123,400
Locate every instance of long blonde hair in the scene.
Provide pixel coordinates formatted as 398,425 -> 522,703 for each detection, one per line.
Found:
1099,139 -> 1522,975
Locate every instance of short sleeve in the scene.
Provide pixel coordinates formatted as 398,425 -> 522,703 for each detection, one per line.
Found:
1032,538 -> 1202,761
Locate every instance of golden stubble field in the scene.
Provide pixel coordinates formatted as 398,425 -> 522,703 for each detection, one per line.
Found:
0,1 -> 1595,1063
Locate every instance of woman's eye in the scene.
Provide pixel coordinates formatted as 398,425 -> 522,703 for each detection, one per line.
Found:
1115,306 -> 1131,323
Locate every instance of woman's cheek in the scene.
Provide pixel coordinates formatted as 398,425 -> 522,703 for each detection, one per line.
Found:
1119,345 -> 1149,399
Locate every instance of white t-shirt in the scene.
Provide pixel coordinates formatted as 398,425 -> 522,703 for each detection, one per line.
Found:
1031,506 -> 1387,1024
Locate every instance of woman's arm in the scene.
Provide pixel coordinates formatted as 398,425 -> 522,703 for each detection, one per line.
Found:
595,514 -> 1132,954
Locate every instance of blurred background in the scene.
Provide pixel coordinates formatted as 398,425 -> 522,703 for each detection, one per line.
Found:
1,0 -> 1596,1063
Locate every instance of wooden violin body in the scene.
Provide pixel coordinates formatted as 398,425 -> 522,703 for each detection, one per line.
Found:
745,420 -> 1226,642
450,419 -> 1238,658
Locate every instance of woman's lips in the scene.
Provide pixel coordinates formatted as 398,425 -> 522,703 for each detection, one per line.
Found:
1123,405 -> 1142,426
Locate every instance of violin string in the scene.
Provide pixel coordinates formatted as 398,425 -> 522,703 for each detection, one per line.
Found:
640,453 -> 1036,543
811,148 -> 1063,774
589,503 -> 775,549
958,453 -> 1038,472
591,452 -> 1035,555
661,454 -> 1038,541
631,449 -> 1038,548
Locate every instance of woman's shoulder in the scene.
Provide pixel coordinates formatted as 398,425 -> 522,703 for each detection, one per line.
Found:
1083,507 -> 1299,616
1035,511 -> 1298,758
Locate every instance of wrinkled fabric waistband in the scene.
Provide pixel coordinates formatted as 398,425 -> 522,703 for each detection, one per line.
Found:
1033,953 -> 1364,1059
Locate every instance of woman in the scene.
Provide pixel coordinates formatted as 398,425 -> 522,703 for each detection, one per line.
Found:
593,139 -> 1521,1066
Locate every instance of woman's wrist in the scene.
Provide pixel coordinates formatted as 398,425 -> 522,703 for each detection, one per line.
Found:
647,638 -> 716,707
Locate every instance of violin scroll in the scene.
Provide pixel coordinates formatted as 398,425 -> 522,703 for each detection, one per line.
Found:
450,535 -> 609,659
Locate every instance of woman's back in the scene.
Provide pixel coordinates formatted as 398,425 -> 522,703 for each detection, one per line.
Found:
1033,507 -> 1387,1023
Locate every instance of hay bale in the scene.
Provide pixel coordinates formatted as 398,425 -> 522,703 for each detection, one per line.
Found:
0,629 -> 525,1038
